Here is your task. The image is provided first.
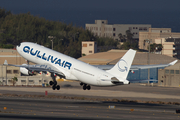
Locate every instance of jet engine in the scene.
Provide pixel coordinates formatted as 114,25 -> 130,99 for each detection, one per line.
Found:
20,67 -> 34,76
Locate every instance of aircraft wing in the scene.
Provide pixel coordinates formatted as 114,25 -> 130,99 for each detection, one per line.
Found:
94,60 -> 178,71
3,60 -> 65,77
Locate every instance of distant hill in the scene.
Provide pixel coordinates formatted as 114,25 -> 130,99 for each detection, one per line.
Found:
0,8 -> 118,58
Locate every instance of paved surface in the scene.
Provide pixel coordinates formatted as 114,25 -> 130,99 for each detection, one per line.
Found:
0,82 -> 180,102
1,83 -> 180,119
0,97 -> 180,120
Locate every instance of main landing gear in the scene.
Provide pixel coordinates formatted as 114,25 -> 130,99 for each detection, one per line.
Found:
49,81 -> 60,90
49,73 -> 60,90
80,82 -> 91,90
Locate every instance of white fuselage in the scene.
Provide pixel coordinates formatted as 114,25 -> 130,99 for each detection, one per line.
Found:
17,42 -> 129,86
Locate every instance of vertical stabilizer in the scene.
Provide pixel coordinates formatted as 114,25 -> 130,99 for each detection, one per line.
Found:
106,49 -> 136,79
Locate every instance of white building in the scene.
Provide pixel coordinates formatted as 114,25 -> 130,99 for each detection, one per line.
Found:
139,28 -> 180,50
82,41 -> 97,56
86,20 -> 151,40
155,38 -> 175,57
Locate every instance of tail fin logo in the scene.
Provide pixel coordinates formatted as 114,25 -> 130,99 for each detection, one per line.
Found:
118,59 -> 128,72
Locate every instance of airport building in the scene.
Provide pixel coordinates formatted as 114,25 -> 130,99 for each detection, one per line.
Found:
82,41 -> 97,56
0,49 -> 49,86
158,63 -> 180,87
139,28 -> 180,50
85,20 -> 151,40
0,49 -> 24,84
153,37 -> 180,59
173,38 -> 180,59
154,38 -> 176,57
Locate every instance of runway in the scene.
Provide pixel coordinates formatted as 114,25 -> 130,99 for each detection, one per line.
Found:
0,97 -> 180,120
0,82 -> 180,102
1,83 -> 180,119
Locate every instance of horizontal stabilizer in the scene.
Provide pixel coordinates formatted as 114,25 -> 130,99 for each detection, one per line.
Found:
100,79 -> 119,82
169,60 -> 178,66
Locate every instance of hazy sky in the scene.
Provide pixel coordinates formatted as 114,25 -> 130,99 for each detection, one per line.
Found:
1,0 -> 180,13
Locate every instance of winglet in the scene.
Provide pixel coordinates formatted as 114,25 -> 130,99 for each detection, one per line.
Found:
169,60 -> 178,66
3,60 -> 8,65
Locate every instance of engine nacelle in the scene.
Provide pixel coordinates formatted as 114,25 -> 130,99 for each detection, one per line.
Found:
20,67 -> 34,76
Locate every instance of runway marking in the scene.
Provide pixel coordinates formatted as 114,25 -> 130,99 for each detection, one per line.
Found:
66,106 -> 79,108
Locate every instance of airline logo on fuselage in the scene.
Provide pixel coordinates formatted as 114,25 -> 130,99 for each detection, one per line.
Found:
23,46 -> 72,70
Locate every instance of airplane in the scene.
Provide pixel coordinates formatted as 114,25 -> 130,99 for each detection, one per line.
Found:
3,42 -> 177,90
4,42 -> 136,90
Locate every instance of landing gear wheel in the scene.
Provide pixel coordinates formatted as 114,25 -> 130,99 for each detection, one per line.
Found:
56,85 -> 60,90
49,81 -> 54,85
83,85 -> 87,90
80,82 -> 83,86
50,72 -> 61,90
87,85 -> 91,90
52,85 -> 56,90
